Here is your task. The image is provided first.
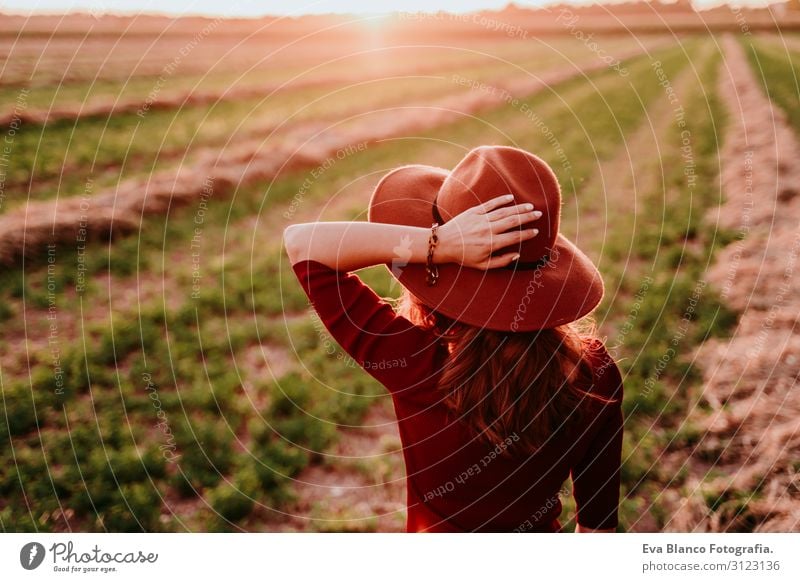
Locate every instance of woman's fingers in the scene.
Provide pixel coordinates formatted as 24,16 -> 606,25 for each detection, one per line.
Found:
479,228 -> 537,269
487,202 -> 540,222
483,251 -> 521,270
477,193 -> 515,214
491,210 -> 542,232
492,228 -> 538,249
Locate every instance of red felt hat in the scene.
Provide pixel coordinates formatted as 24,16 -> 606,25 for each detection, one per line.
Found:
367,145 -> 604,331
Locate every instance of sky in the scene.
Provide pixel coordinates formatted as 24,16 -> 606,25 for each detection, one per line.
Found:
0,0 -> 770,17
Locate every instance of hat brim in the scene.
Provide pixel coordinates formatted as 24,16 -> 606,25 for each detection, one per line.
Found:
368,164 -> 605,331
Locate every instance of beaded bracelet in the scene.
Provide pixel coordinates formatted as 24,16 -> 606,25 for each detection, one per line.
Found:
425,222 -> 440,286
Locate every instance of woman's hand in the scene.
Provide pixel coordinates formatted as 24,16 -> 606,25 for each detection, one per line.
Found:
437,194 -> 542,270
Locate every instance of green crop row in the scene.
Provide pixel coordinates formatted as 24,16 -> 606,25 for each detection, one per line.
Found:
744,38 -> 800,135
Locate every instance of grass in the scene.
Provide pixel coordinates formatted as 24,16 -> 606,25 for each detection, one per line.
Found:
744,37 -> 800,135
4,77 -> 448,193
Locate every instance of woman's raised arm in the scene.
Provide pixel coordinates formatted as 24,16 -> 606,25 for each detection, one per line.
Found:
283,194 -> 541,272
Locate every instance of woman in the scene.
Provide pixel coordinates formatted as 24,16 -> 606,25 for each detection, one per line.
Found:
283,145 -> 624,533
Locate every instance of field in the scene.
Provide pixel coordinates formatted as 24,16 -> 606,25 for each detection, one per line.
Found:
1,9 -> 799,532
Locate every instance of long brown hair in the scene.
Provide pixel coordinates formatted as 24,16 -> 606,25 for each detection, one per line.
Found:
396,290 -> 611,456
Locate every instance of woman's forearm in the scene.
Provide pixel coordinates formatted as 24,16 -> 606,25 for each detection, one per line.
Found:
283,195 -> 540,272
283,222 -> 449,272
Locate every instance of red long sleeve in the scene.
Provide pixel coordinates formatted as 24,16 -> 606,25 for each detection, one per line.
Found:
290,259 -> 447,404
289,258 -> 624,532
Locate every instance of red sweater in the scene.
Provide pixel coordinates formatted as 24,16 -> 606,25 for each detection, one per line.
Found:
291,259 -> 624,532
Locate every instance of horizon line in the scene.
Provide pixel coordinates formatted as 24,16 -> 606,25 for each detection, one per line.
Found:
0,0 -> 778,21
